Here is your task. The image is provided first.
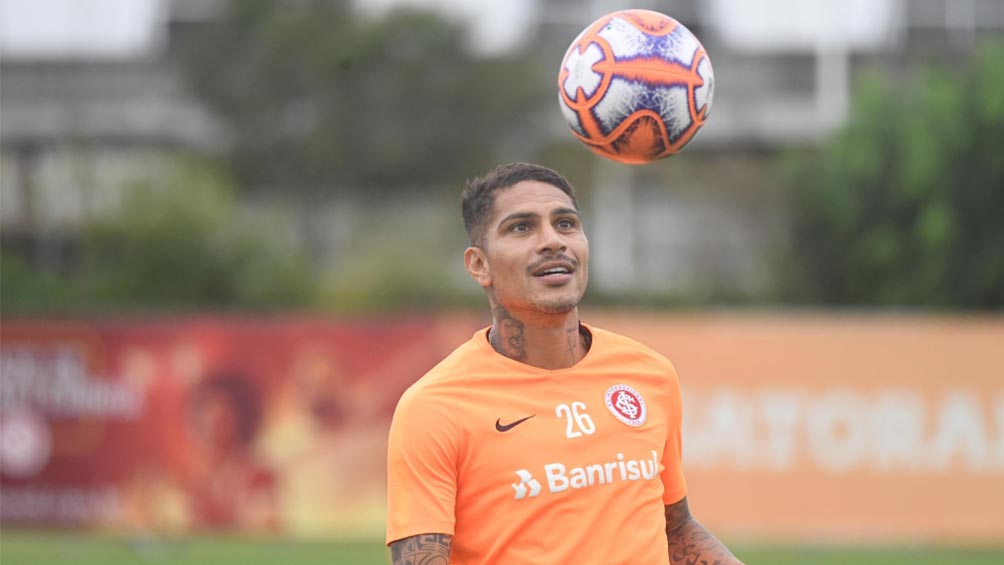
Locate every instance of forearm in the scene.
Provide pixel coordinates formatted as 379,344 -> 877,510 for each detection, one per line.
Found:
389,533 -> 452,565
666,516 -> 743,565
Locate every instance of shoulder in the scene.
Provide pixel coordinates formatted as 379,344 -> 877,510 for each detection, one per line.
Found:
392,331 -> 489,419
403,331 -> 485,395
588,325 -> 678,376
587,325 -> 685,423
389,335 -> 493,457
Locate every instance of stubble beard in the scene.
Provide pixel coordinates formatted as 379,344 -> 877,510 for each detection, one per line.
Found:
532,293 -> 581,315
489,286 -> 581,320
488,267 -> 587,320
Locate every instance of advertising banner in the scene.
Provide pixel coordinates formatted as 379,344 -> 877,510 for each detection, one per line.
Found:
2,312 -> 1002,543
588,312 -> 1004,544
0,315 -> 479,538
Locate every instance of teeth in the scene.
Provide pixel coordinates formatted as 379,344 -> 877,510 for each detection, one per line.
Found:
539,268 -> 569,276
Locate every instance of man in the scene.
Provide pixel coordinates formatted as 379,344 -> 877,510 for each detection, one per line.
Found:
386,162 -> 742,564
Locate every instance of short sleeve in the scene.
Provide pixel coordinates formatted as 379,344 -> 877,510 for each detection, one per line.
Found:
386,386 -> 460,544
660,366 -> 688,505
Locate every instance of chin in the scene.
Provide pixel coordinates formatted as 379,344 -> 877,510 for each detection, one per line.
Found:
534,295 -> 581,315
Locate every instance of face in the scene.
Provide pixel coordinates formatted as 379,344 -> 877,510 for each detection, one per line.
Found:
465,180 -> 589,316
293,350 -> 349,426
194,391 -> 241,450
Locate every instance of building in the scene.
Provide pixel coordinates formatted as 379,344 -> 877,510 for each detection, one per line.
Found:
2,0 -> 1001,295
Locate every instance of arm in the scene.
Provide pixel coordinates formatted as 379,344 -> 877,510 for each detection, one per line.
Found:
386,389 -> 458,563
389,533 -> 452,565
665,497 -> 743,565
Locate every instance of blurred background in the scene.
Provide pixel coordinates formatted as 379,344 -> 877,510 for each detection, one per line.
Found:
1,0 -> 1002,563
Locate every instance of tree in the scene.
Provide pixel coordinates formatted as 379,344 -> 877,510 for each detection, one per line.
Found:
177,0 -> 549,194
59,162 -> 315,311
779,41 -> 1004,309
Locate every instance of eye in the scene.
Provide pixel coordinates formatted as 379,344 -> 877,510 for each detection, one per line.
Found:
556,218 -> 577,230
510,222 -> 530,233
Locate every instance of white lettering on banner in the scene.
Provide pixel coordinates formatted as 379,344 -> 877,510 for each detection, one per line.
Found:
806,389 -> 869,472
872,389 -> 926,472
683,387 -> 1004,474
998,395 -> 1004,466
929,391 -> 992,472
0,345 -> 144,419
691,389 -> 758,470
0,486 -> 120,522
760,390 -> 800,470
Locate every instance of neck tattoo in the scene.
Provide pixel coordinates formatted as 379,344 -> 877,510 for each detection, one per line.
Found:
489,306 -> 526,361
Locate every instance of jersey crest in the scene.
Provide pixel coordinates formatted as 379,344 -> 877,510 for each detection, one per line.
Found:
604,384 -> 647,427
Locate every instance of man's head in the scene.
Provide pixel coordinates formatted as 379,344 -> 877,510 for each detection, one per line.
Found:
461,163 -> 589,317
188,373 -> 260,451
462,162 -> 579,248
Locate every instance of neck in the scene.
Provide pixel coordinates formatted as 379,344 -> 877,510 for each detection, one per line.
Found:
488,306 -> 588,370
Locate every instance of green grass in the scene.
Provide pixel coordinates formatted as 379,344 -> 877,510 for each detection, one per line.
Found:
0,531 -> 386,565
736,546 -> 1004,565
2,530 -> 1003,564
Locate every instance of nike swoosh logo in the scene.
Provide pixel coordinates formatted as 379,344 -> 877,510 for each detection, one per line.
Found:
495,414 -> 535,432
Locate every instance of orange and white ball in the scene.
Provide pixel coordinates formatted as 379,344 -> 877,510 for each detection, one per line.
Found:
557,9 -> 714,164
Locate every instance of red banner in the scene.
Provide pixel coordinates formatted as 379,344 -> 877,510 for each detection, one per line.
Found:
2,312 -> 1003,543
0,315 -> 481,537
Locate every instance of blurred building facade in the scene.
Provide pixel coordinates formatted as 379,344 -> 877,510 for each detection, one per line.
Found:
2,0 -> 1003,296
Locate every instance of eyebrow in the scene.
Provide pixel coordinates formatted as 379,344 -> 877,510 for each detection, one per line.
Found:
497,207 -> 580,227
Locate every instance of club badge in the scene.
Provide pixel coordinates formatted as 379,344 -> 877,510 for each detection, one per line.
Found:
604,384 -> 646,427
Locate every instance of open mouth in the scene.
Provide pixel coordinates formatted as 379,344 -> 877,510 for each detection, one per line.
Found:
535,266 -> 572,277
531,260 -> 576,281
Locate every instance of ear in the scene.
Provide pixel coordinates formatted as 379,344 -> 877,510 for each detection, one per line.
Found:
464,247 -> 492,289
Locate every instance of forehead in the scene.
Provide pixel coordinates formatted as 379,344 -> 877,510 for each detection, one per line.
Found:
490,180 -> 576,223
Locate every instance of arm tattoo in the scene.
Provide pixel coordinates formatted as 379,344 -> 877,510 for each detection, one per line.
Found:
665,498 -> 744,565
390,533 -> 452,565
489,306 -> 526,361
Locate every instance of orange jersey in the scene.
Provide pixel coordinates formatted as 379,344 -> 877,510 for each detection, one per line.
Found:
386,324 -> 686,564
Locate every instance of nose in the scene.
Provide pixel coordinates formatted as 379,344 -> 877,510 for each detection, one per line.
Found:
537,223 -> 567,255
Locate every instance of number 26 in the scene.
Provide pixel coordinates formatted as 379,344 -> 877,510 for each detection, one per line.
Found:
556,402 -> 595,438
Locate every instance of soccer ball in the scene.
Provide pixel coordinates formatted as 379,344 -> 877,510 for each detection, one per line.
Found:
557,9 -> 714,164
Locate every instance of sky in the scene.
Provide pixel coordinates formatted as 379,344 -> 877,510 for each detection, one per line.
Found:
0,0 -> 536,58
708,0 -> 898,51
0,0 -> 164,58
0,0 -> 901,59
357,0 -> 535,54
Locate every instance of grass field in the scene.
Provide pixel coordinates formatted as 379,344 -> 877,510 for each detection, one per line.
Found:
2,530 -> 1004,564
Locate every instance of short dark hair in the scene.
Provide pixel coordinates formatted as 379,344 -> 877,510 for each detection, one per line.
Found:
461,162 -> 579,247
188,372 -> 261,446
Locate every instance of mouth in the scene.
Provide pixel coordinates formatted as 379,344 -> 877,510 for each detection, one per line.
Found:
531,260 -> 577,284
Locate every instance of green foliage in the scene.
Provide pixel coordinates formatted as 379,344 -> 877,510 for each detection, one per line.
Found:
179,0 -> 548,193
779,41 -> 1004,309
80,164 -> 318,310
1,253 -> 77,312
320,245 -> 483,313
2,163 -> 319,313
